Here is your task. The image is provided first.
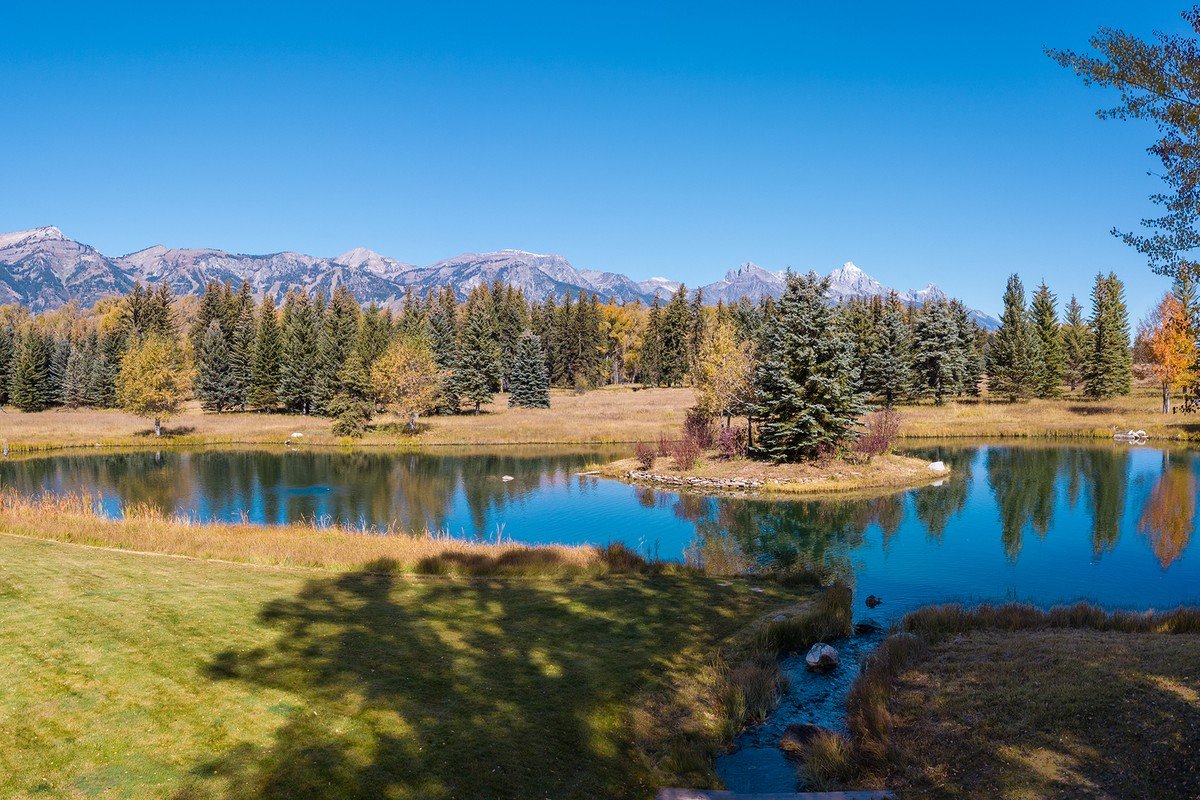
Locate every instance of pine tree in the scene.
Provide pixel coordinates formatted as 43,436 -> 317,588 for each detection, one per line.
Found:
508,332 -> 551,408
912,298 -> 966,405
8,328 -> 54,411
494,284 -> 528,391
49,335 -> 71,404
1030,282 -> 1065,398
0,325 -> 14,406
864,293 -> 914,406
327,351 -> 374,437
641,295 -> 664,386
60,336 -> 92,407
428,286 -> 461,411
950,299 -> 984,397
988,274 -> 1042,401
248,295 -> 282,411
357,302 -> 394,368
86,330 -> 125,408
278,291 -> 318,414
190,281 -> 232,353
1061,294 -> 1091,391
1084,272 -> 1133,399
750,272 -> 866,462
228,290 -> 256,410
455,295 -> 500,413
658,286 -> 692,386
312,286 -> 361,415
195,321 -> 235,412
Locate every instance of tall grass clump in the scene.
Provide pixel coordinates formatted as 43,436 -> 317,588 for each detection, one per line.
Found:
800,730 -> 857,789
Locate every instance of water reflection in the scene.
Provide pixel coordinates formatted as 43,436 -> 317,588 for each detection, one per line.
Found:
2,443 -> 1199,606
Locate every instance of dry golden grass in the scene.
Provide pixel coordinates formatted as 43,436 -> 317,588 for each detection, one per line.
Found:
600,452 -> 945,496
899,383 -> 1200,440
840,602 -> 1200,799
0,490 -> 648,577
0,386 -> 696,452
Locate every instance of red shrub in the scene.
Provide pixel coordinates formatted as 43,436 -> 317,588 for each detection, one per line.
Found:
656,432 -> 674,458
683,408 -> 715,450
634,442 -> 656,471
855,408 -> 901,459
716,425 -> 748,459
672,437 -> 701,470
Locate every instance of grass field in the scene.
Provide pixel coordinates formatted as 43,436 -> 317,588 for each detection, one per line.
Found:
837,603 -> 1200,799
2,382 -> 1196,454
0,532 -> 806,799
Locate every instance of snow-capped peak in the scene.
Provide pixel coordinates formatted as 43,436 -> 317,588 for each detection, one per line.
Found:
0,226 -> 67,249
825,260 -> 887,299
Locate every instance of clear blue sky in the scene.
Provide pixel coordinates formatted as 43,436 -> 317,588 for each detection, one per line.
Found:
0,1 -> 1189,316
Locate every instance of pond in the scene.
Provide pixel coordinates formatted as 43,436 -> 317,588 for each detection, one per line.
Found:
3,441 -> 1199,791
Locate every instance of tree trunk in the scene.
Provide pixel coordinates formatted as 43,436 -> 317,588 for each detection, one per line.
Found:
1163,381 -> 1171,414
408,413 -> 418,433
746,414 -> 753,449
154,417 -> 162,437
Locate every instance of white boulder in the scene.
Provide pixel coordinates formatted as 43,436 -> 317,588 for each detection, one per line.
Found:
805,643 -> 840,671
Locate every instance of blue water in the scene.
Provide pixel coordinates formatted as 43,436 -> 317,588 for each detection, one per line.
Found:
4,441 -> 1199,792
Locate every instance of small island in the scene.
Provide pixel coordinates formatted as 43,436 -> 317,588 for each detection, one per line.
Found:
599,451 -> 947,496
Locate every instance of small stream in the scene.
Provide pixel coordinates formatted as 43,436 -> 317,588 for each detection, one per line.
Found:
715,621 -> 887,792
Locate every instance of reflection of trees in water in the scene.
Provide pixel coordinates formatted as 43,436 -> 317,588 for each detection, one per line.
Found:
911,448 -> 973,540
986,447 -> 1062,559
1082,448 -> 1130,557
1137,452 -> 1197,569
0,448 -> 612,536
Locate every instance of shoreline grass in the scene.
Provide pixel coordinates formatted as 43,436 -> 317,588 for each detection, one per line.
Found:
823,602 -> 1200,798
598,452 -> 945,497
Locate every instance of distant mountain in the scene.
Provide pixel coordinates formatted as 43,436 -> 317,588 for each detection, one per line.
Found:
0,226 -> 999,327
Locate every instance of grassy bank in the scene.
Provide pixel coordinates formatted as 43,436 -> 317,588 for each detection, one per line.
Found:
0,494 -> 855,797
830,603 -> 1200,798
599,452 -> 945,496
0,386 -> 695,453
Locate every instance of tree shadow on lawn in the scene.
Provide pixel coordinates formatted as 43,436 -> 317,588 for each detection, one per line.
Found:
178,560 -> 741,800
889,630 -> 1200,799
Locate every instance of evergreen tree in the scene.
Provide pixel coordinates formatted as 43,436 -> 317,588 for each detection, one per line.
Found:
988,274 -> 1042,401
278,291 -> 318,414
950,299 -> 984,397
60,336 -> 92,407
49,335 -> 71,403
494,284 -> 528,390
1084,272 -> 1133,399
508,332 -> 551,408
312,286 -> 361,415
454,295 -> 501,413
248,295 -> 282,410
750,272 -> 866,462
8,328 -> 54,411
190,281 -> 231,353
912,298 -> 966,404
0,324 -> 13,406
1061,294 -> 1091,391
195,321 -> 235,412
658,286 -> 692,386
641,295 -> 664,386
864,293 -> 914,406
357,302 -> 394,368
228,288 -> 256,410
85,330 -> 124,408
1173,266 -> 1200,332
327,351 -> 374,437
1030,281 -> 1065,398
428,287 -> 461,411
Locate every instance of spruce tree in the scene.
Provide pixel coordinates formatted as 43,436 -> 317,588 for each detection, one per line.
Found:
8,328 -> 54,411
311,286 -> 361,415
1084,272 -> 1133,399
508,332 -> 551,408
454,296 -> 501,413
278,292 -> 318,414
191,281 -> 231,353
658,286 -> 692,387
327,351 -> 374,437
228,293 -> 256,410
248,295 -> 282,411
641,295 -> 664,386
950,299 -> 984,397
60,336 -> 92,407
988,274 -> 1042,401
357,302 -> 394,368
1030,281 -> 1065,398
1061,295 -> 1091,391
49,335 -> 71,403
750,272 -> 866,462
864,293 -> 914,406
912,298 -> 966,404
0,325 -> 13,406
195,321 -> 235,412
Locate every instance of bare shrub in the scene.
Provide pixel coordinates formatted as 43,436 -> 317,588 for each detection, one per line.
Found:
854,408 -> 901,460
656,432 -> 673,457
634,442 -> 656,471
683,408 -> 716,450
672,436 -> 701,470
715,425 -> 747,459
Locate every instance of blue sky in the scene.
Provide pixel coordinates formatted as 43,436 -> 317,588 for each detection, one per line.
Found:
0,1 -> 1189,316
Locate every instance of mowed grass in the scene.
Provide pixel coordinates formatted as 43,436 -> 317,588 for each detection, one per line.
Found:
0,386 -> 696,453
842,603 -> 1200,799
0,533 -> 799,799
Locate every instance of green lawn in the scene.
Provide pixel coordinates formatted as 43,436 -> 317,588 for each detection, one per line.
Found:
0,535 -> 795,799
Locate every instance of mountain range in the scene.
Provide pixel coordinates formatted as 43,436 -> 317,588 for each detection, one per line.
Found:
0,226 -> 1000,328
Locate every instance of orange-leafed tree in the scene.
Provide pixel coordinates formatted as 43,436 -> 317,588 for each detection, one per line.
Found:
1141,293 -> 1197,414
